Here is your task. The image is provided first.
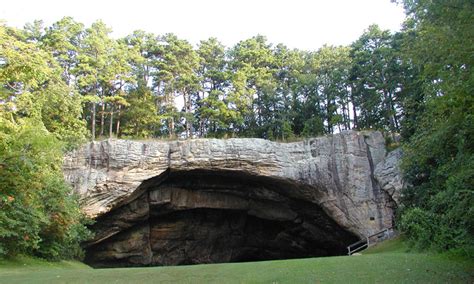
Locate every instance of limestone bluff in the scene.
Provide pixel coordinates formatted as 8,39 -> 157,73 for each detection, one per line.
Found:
64,130 -> 403,267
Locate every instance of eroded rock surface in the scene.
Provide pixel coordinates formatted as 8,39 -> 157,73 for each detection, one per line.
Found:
64,130 -> 403,267
374,148 -> 404,204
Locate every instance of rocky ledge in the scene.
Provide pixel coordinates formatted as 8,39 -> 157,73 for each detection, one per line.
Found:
64,131 -> 403,267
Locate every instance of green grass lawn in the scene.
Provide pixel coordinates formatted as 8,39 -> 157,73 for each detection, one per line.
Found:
1,238 -> 473,284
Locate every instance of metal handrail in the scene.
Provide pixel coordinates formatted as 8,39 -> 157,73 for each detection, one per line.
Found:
347,227 -> 394,255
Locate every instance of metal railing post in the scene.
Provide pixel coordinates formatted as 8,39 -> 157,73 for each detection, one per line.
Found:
347,226 -> 394,256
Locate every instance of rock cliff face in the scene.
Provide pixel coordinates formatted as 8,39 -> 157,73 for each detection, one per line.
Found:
374,148 -> 404,204
64,130 -> 403,267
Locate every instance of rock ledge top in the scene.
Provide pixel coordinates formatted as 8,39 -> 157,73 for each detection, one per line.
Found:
64,130 -> 402,237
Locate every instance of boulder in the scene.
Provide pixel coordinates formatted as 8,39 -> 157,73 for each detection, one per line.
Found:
374,148 -> 404,204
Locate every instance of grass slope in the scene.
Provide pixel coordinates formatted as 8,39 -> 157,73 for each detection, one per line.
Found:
0,238 -> 472,283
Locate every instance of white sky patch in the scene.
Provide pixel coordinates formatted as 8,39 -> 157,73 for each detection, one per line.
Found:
1,0 -> 405,50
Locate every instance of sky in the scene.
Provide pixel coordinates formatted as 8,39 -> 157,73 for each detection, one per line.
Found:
0,0 -> 406,50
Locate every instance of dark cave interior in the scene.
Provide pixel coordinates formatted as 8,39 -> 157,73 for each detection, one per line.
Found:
84,170 -> 359,268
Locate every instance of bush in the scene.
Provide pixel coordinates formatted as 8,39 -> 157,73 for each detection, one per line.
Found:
399,207 -> 434,250
0,118 -> 91,260
399,98 -> 474,257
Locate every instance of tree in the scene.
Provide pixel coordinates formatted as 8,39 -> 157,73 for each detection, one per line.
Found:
395,0 -> 474,255
41,17 -> 84,86
350,25 -> 403,132
23,20 -> 44,43
75,20 -> 114,140
0,118 -> 90,259
271,44 -> 305,139
153,34 -> 200,138
293,51 -> 325,136
104,41 -> 138,137
313,45 -> 351,133
0,24 -> 86,146
121,85 -> 159,138
196,38 -> 235,137
229,35 -> 277,137
122,30 -> 158,87
120,31 -> 160,137
0,24 -> 90,260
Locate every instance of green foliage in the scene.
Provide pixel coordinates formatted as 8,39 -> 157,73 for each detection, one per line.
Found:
400,106 -> 474,255
0,24 -> 87,149
153,33 -> 200,138
399,208 -> 434,250
122,86 -> 160,138
280,120 -> 294,141
0,118 -> 91,260
0,23 -> 90,260
41,17 -> 84,85
301,116 -> 325,137
2,16 -> 428,141
349,25 -> 405,132
397,0 -> 474,256
39,83 -> 87,150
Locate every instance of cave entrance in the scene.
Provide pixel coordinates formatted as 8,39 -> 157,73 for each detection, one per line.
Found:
84,170 -> 358,268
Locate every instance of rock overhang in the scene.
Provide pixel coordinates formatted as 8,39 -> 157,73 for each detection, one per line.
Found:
64,130 -> 403,267
83,169 -> 361,267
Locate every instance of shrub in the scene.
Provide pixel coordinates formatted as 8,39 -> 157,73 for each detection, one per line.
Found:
0,118 -> 91,260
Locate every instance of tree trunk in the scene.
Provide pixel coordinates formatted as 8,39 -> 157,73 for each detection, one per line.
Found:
109,106 -> 114,138
388,92 -> 400,131
186,91 -> 193,138
100,101 -> 105,137
326,95 -> 333,134
91,102 -> 96,141
200,119 -> 205,138
350,86 -> 358,130
116,105 -> 121,137
383,91 -> 396,132
169,117 -> 174,138
167,92 -> 174,138
341,103 -> 348,130
183,92 -> 189,138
